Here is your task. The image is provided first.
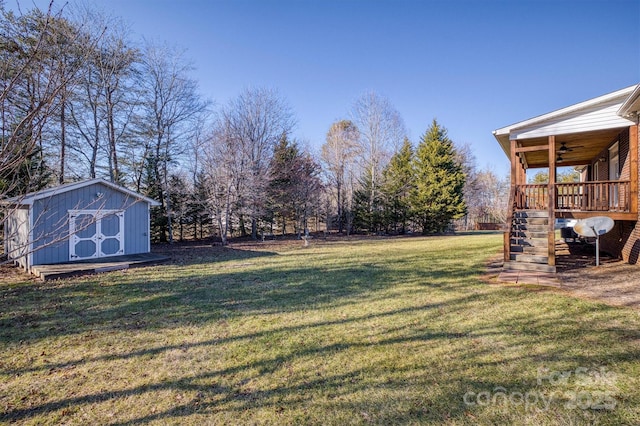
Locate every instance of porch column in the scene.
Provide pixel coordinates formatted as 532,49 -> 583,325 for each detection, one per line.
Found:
510,140 -> 519,186
518,156 -> 526,184
548,135 -> 556,267
505,140 -> 518,262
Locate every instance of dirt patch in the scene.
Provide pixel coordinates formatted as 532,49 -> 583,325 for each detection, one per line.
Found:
554,242 -> 640,310
0,264 -> 37,285
488,242 -> 640,310
558,261 -> 640,310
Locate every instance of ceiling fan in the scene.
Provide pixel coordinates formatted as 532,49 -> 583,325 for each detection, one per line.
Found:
557,142 -> 584,154
558,142 -> 572,154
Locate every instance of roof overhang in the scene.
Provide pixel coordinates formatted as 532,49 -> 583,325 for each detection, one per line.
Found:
1,178 -> 161,207
493,84 -> 639,167
618,84 -> 640,120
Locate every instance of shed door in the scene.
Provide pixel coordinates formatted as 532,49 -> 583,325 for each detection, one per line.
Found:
69,210 -> 125,261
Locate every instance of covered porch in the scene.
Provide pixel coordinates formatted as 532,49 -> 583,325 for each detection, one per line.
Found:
509,128 -> 638,221
494,84 -> 640,272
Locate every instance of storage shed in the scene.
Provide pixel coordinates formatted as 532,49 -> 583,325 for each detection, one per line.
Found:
2,178 -> 160,271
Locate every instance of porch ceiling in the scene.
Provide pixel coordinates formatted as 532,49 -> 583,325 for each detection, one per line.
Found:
518,128 -> 625,168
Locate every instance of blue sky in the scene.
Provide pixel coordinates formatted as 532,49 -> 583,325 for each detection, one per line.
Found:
17,0 -> 640,175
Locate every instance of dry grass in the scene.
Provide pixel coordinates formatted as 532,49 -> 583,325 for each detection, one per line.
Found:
1,233 -> 639,425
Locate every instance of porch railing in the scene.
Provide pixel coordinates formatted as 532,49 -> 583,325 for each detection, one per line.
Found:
514,181 -> 631,212
515,184 -> 548,210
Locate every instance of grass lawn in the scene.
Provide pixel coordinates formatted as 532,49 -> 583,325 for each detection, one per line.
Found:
1,233 -> 639,425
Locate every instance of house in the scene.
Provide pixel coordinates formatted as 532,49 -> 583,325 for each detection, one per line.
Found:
494,84 -> 640,272
2,178 -> 160,272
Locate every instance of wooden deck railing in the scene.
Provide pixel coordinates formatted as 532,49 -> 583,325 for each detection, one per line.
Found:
514,181 -> 631,212
556,181 -> 630,212
514,184 -> 548,210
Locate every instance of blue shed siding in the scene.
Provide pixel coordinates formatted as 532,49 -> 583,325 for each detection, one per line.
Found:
30,182 -> 152,266
124,201 -> 150,254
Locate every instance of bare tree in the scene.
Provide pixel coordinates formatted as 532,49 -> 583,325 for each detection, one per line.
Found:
351,92 -> 406,178
138,41 -> 207,243
201,119 -> 241,245
452,142 -> 510,229
351,92 -> 406,229
63,6 -> 139,182
0,1 -> 97,260
0,1 -> 100,197
455,141 -> 478,230
321,120 -> 360,233
478,169 -> 509,224
45,13 -> 90,184
94,21 -> 139,183
220,87 -> 295,239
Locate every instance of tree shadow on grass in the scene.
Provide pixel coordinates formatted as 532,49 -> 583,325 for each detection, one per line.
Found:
151,243 -> 278,266
2,236 -> 638,424
2,294 -> 637,424
0,239 -> 495,347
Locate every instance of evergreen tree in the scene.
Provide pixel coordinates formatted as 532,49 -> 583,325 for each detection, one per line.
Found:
411,120 -> 466,234
168,174 -> 189,241
267,135 -> 323,237
0,143 -> 52,197
353,167 -> 384,233
142,154 -> 167,242
267,134 -> 298,233
189,171 -> 211,239
381,138 -> 414,233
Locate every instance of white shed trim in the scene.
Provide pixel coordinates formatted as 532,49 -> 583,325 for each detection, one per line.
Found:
27,207 -> 33,272
2,178 -> 161,207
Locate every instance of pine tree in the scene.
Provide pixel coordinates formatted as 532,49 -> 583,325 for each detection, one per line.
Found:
0,144 -> 52,198
189,172 -> 211,239
381,138 -> 414,234
411,120 -> 466,234
267,134 -> 298,234
353,167 -> 384,233
267,134 -> 323,237
142,154 -> 167,242
168,174 -> 189,241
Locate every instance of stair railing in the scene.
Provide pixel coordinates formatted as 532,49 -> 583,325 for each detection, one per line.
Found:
504,185 -> 518,263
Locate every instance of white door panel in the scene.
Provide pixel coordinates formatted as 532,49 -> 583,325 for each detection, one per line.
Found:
69,210 -> 124,260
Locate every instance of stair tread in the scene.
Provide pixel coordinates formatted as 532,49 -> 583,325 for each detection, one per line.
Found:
510,254 -> 549,263
512,233 -> 550,239
510,241 -> 548,248
503,261 -> 556,273
510,247 -> 549,254
513,211 -> 549,218
507,209 -> 556,274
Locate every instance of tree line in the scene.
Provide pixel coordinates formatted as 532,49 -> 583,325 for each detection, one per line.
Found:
0,2 -> 508,247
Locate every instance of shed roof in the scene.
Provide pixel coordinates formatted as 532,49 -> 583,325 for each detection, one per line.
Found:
1,178 -> 161,206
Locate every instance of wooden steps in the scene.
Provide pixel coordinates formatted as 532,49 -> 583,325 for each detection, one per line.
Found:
503,261 -> 556,273
504,209 -> 556,273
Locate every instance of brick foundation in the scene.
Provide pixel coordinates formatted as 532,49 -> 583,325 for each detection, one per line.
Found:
599,126 -> 640,263
585,127 -> 640,264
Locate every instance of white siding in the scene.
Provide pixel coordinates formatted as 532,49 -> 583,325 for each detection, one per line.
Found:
511,99 -> 635,140
5,207 -> 30,269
